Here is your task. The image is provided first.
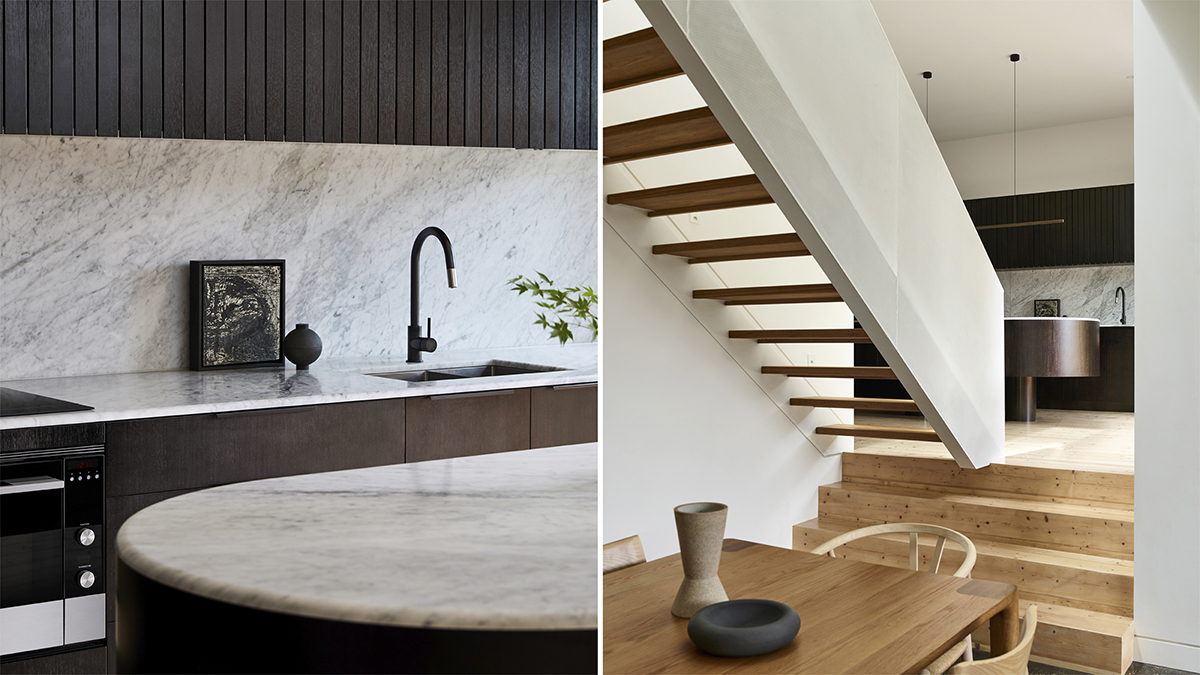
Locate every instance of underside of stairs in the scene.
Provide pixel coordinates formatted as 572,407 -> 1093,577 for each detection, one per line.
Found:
794,452 -> 1136,674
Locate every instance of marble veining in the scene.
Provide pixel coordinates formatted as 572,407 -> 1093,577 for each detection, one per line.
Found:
0,343 -> 595,430
997,265 -> 1133,325
0,135 -> 597,380
117,444 -> 597,630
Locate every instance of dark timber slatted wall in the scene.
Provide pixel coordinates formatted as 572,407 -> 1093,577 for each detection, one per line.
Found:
966,184 -> 1135,269
0,0 -> 597,150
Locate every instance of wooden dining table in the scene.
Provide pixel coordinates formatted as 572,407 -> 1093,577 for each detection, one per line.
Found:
604,539 -> 1019,674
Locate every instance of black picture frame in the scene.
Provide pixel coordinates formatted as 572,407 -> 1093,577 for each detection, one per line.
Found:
189,260 -> 286,371
1033,299 -> 1061,318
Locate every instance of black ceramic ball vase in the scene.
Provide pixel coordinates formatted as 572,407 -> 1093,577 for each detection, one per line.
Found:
283,323 -> 322,370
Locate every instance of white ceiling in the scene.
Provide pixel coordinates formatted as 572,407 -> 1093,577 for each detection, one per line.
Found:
871,0 -> 1133,142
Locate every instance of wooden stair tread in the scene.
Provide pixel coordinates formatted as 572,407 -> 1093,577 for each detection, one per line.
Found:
603,28 -> 683,92
604,107 -> 732,164
693,283 -> 841,305
816,424 -> 939,442
973,600 -> 1135,675
729,328 -> 872,343
763,366 -> 896,379
842,453 -> 1135,510
607,174 -> 773,217
791,396 -> 919,412
652,233 -> 809,264
821,480 -> 1134,522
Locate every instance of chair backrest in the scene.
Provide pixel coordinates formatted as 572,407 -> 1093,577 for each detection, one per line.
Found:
946,605 -> 1038,675
603,535 -> 646,575
809,523 -> 977,578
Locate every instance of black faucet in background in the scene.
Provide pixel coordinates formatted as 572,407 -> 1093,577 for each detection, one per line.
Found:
1115,286 -> 1126,325
408,227 -> 458,363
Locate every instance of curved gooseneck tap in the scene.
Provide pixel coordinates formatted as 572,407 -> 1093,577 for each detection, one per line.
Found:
1115,287 -> 1126,325
408,227 -> 458,363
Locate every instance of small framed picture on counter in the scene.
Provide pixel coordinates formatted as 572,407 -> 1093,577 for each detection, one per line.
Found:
190,260 -> 286,370
1034,298 -> 1061,317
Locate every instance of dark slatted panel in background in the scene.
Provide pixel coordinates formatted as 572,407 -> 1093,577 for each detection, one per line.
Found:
0,0 -> 596,149
966,184 -> 1135,269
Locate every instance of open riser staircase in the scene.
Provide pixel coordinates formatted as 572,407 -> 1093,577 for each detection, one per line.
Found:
795,453 -> 1135,674
604,7 -> 1135,674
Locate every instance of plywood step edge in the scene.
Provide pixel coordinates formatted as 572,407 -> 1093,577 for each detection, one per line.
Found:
816,424 -> 940,442
842,474 -> 1135,512
820,480 -> 1135,522
791,396 -> 920,412
729,328 -> 871,343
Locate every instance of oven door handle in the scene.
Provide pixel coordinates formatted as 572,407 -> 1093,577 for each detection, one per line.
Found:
0,476 -> 65,495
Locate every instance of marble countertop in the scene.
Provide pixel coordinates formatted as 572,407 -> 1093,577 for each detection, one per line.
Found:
0,344 -> 596,430
117,443 -> 597,631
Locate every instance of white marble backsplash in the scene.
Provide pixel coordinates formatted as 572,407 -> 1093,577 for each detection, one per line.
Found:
997,265 -> 1133,325
0,136 -> 597,379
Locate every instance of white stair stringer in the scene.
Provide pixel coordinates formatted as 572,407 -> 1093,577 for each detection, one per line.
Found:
638,0 -> 1005,468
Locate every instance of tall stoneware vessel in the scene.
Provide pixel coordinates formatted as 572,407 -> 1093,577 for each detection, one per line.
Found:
671,502 -> 729,618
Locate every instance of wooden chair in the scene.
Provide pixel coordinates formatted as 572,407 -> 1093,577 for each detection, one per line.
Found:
603,535 -> 646,575
934,605 -> 1038,675
811,523 -> 979,673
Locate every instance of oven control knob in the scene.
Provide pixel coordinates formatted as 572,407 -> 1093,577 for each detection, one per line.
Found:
77,571 -> 95,589
77,528 -> 95,546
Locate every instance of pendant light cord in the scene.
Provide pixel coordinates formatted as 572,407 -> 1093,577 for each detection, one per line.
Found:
1012,54 -> 1019,198
922,71 -> 932,124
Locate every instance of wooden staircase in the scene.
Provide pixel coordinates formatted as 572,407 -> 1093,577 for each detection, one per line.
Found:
603,23 -> 940,446
794,452 -> 1136,674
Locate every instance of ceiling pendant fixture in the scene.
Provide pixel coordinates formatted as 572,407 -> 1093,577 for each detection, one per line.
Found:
976,53 -> 1065,231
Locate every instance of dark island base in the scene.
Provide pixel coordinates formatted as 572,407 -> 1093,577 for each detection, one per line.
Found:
117,560 -> 597,674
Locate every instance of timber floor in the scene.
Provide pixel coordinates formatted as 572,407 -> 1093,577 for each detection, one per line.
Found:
852,409 -> 1134,474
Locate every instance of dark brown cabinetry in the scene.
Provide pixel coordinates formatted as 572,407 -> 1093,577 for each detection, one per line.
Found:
1037,326 -> 1134,412
406,389 -> 532,463
531,384 -> 598,448
0,646 -> 107,674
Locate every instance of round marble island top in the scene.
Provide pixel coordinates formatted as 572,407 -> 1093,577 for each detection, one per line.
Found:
116,443 -> 597,631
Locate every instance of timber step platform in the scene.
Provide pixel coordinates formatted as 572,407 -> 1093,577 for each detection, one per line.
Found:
974,600 -> 1134,675
728,328 -> 871,343
604,107 -> 732,164
602,27 -> 683,92
693,283 -> 840,305
818,480 -> 1134,560
762,365 -> 895,379
791,396 -> 920,412
816,424 -> 939,442
607,174 -> 772,218
652,233 -> 809,264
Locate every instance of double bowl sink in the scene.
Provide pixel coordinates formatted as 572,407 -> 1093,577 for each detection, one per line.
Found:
369,362 -> 563,383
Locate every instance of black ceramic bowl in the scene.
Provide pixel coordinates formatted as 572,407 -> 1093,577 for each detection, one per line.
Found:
687,599 -> 801,658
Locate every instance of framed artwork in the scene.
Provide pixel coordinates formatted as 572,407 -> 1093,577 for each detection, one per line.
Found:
190,260 -> 285,370
1033,299 -> 1060,318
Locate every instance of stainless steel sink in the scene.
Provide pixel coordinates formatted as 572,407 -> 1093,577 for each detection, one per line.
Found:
369,362 -> 563,382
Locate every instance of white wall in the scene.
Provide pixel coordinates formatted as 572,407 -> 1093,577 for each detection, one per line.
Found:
938,116 -> 1134,201
1132,0 -> 1200,670
0,136 -> 596,379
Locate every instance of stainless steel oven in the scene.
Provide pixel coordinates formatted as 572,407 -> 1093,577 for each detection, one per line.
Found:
1,445 -> 106,659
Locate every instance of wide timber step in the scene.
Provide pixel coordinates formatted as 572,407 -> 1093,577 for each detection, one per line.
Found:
817,424 -> 940,442
653,233 -> 809,264
792,518 -> 1133,617
607,174 -> 772,217
818,481 -> 1134,560
729,328 -> 872,343
693,282 -> 840,305
974,601 -> 1134,675
762,365 -> 895,379
604,107 -> 732,164
842,452 -> 1135,509
603,27 -> 683,92
791,396 -> 920,412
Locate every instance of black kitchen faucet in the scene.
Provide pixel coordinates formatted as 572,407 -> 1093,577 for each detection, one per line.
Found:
408,227 -> 458,363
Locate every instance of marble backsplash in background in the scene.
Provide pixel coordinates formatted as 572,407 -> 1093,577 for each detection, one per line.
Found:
1,136 -> 596,379
997,264 -> 1133,325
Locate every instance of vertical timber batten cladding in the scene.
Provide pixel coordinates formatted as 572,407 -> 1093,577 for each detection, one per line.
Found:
0,0 -> 597,150
966,184 -> 1134,270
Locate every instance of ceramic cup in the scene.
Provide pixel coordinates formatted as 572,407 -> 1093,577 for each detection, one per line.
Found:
671,502 -> 729,618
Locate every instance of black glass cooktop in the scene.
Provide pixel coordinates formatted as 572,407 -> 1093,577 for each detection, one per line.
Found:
0,387 -> 94,417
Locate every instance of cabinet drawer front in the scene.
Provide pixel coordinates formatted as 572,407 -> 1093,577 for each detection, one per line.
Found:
406,389 -> 531,463
105,399 -> 405,497
531,384 -> 598,449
